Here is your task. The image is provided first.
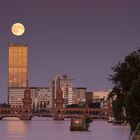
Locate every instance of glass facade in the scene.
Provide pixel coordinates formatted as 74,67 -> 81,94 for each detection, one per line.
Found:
8,43 -> 28,87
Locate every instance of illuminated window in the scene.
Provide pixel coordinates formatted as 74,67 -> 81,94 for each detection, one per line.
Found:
8,44 -> 28,87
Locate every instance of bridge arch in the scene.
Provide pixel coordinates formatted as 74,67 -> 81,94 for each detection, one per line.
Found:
0,116 -> 21,120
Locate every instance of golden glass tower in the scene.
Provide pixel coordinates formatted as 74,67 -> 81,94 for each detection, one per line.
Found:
8,43 -> 28,88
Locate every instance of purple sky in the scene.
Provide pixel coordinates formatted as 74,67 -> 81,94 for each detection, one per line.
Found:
0,0 -> 140,102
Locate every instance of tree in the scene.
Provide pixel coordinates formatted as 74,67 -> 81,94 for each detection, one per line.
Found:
109,49 -> 140,132
126,78 -> 140,132
112,96 -> 124,121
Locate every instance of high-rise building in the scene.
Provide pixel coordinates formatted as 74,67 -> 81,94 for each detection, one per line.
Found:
8,43 -> 28,88
8,43 -> 28,105
50,75 -> 73,108
72,87 -> 87,104
7,43 -> 53,110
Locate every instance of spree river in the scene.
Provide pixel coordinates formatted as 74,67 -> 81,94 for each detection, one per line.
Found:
0,117 -> 130,140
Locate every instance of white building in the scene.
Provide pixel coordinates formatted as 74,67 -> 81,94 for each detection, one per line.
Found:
9,88 -> 24,108
9,87 -> 51,109
31,87 -> 51,110
50,75 -> 73,107
93,90 -> 111,109
93,90 -> 110,101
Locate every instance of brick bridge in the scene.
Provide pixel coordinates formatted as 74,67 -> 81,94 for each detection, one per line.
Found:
0,107 -> 31,120
0,85 -> 32,120
59,107 -> 112,119
54,87 -> 112,120
0,85 -> 112,120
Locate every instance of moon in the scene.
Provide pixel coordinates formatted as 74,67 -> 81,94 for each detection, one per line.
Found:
11,23 -> 25,36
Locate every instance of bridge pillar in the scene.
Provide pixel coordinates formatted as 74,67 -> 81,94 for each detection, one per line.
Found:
21,84 -> 32,120
54,84 -> 64,120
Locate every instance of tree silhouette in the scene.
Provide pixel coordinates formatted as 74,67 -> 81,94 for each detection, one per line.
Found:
109,49 -> 140,132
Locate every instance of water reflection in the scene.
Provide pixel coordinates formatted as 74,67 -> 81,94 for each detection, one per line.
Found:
6,118 -> 26,135
0,119 -> 130,140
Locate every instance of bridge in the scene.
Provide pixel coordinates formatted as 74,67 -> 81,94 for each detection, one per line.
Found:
54,106 -> 112,120
0,107 -> 32,120
0,84 -> 112,121
53,87 -> 112,120
0,85 -> 32,120
62,107 -> 112,119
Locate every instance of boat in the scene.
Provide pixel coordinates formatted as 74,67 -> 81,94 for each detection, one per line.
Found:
70,116 -> 92,131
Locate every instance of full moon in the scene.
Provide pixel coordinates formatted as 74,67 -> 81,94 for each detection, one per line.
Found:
11,23 -> 25,36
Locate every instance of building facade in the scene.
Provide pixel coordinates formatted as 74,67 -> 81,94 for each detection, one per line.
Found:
93,90 -> 111,109
86,92 -> 93,104
8,43 -> 28,88
8,43 -> 28,104
72,87 -> 87,105
8,43 -> 52,110
50,75 -> 73,108
93,90 -> 110,102
9,87 -> 51,110
31,87 -> 51,110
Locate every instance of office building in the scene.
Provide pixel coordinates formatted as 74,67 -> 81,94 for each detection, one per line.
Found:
8,43 -> 28,104
9,87 -> 51,110
50,75 -> 73,107
72,87 -> 87,104
8,43 -> 28,88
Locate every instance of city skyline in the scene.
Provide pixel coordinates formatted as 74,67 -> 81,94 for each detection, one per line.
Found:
0,0 -> 140,102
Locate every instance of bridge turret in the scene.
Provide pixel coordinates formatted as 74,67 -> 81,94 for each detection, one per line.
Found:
54,79 -> 64,120
21,81 -> 32,120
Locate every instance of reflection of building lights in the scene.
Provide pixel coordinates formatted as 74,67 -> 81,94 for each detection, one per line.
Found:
7,120 -> 26,135
74,120 -> 80,124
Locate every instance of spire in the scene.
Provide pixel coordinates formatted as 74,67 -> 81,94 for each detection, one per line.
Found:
26,80 -> 29,90
57,78 -> 62,92
24,80 -> 31,98
57,77 -> 61,89
27,80 -> 28,87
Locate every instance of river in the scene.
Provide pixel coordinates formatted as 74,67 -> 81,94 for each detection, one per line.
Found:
0,117 -> 130,140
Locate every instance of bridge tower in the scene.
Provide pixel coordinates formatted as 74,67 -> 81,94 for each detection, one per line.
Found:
21,81 -> 32,120
54,79 -> 64,120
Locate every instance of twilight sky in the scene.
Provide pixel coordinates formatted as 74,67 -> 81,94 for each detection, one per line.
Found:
0,0 -> 140,102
